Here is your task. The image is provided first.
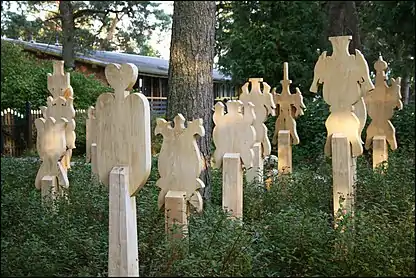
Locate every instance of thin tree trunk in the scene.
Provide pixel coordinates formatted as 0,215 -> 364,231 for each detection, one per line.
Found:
327,1 -> 362,52
59,1 -> 75,69
167,1 -> 216,202
401,75 -> 410,105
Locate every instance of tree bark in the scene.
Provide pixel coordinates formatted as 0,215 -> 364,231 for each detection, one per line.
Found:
59,1 -> 76,69
401,75 -> 410,105
167,1 -> 216,202
327,1 -> 362,53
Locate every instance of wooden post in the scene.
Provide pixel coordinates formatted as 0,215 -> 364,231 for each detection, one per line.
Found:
222,153 -> 243,220
331,133 -> 355,217
25,101 -> 33,150
41,175 -> 59,204
91,143 -> 98,177
246,142 -> 263,183
277,130 -> 292,175
372,135 -> 388,170
239,78 -> 276,184
108,166 -> 139,277
165,190 -> 188,239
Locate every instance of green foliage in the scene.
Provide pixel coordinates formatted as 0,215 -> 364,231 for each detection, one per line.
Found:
1,41 -> 111,112
216,1 -> 328,93
1,148 -> 414,276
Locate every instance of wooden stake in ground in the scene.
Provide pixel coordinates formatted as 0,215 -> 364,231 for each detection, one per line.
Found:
35,117 -> 69,200
364,55 -> 402,169
155,114 -> 205,238
310,36 -> 374,217
86,106 -> 96,163
239,78 -> 276,183
272,62 -> 306,174
213,100 -> 256,220
94,63 -> 151,277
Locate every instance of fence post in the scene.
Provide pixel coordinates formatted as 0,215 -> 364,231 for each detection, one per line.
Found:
25,101 -> 33,150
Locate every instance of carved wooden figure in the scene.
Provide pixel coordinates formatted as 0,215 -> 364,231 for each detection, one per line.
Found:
95,63 -> 151,194
35,117 -> 69,193
44,60 -> 76,170
240,78 -> 276,156
310,36 -> 375,157
212,100 -> 256,168
364,55 -> 402,151
272,62 -> 306,146
94,63 -> 151,277
86,106 -> 96,163
155,114 -> 205,213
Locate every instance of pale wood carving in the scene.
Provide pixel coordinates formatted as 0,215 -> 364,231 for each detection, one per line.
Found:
240,78 -> 276,156
272,62 -> 306,145
41,176 -> 59,205
35,117 -> 69,190
165,190 -> 188,239
155,114 -> 205,212
372,135 -> 388,170
44,60 -> 76,170
310,36 -> 375,157
364,55 -> 402,151
353,96 -> 367,143
86,106 -> 96,163
246,143 -> 263,183
212,100 -> 256,168
332,133 -> 355,217
277,130 -> 292,175
91,143 -> 98,176
95,63 -> 151,196
108,166 -> 139,277
223,153 -> 243,220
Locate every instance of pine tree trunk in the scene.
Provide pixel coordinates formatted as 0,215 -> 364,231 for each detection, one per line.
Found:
59,1 -> 75,69
401,75 -> 410,105
327,1 -> 362,52
167,1 -> 216,202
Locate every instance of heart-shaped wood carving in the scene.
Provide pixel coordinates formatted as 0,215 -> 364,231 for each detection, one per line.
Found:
105,63 -> 138,92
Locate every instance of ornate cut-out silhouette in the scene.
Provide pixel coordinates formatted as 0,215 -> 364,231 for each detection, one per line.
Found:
272,62 -> 306,145
310,36 -> 374,157
364,55 -> 402,150
212,100 -> 256,168
155,114 -> 205,212
239,78 -> 276,157
95,63 -> 151,196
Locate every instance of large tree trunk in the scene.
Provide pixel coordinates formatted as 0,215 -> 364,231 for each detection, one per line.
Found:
59,1 -> 76,69
327,1 -> 362,52
167,1 -> 216,202
401,75 -> 411,105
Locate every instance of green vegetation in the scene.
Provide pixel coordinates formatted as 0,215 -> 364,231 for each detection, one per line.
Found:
1,41 -> 111,112
1,148 -> 414,276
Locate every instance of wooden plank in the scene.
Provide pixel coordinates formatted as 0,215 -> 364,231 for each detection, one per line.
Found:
310,36 -> 374,157
239,78 -> 276,158
246,142 -> 263,183
222,153 -> 243,220
155,114 -> 205,212
272,62 -> 306,146
165,190 -> 188,239
108,166 -> 139,277
364,55 -> 402,152
372,135 -> 388,170
277,130 -> 292,175
95,63 -> 151,196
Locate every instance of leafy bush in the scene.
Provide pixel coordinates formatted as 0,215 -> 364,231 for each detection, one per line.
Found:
1,148 -> 414,276
1,41 -> 111,112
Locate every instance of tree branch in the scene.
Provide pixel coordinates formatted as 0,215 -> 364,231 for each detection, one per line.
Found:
73,7 -> 128,19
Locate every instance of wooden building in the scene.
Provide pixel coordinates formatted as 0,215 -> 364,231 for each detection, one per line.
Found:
2,37 -> 236,115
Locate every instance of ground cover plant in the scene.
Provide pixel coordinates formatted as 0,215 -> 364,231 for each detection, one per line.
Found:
1,143 -> 414,277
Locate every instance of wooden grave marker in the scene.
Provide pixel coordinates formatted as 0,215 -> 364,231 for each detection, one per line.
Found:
239,78 -> 276,183
86,106 -> 96,163
364,55 -> 402,170
155,114 -> 205,238
272,62 -> 306,175
94,63 -> 152,277
43,60 -> 76,172
213,100 -> 256,220
310,36 -> 374,218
